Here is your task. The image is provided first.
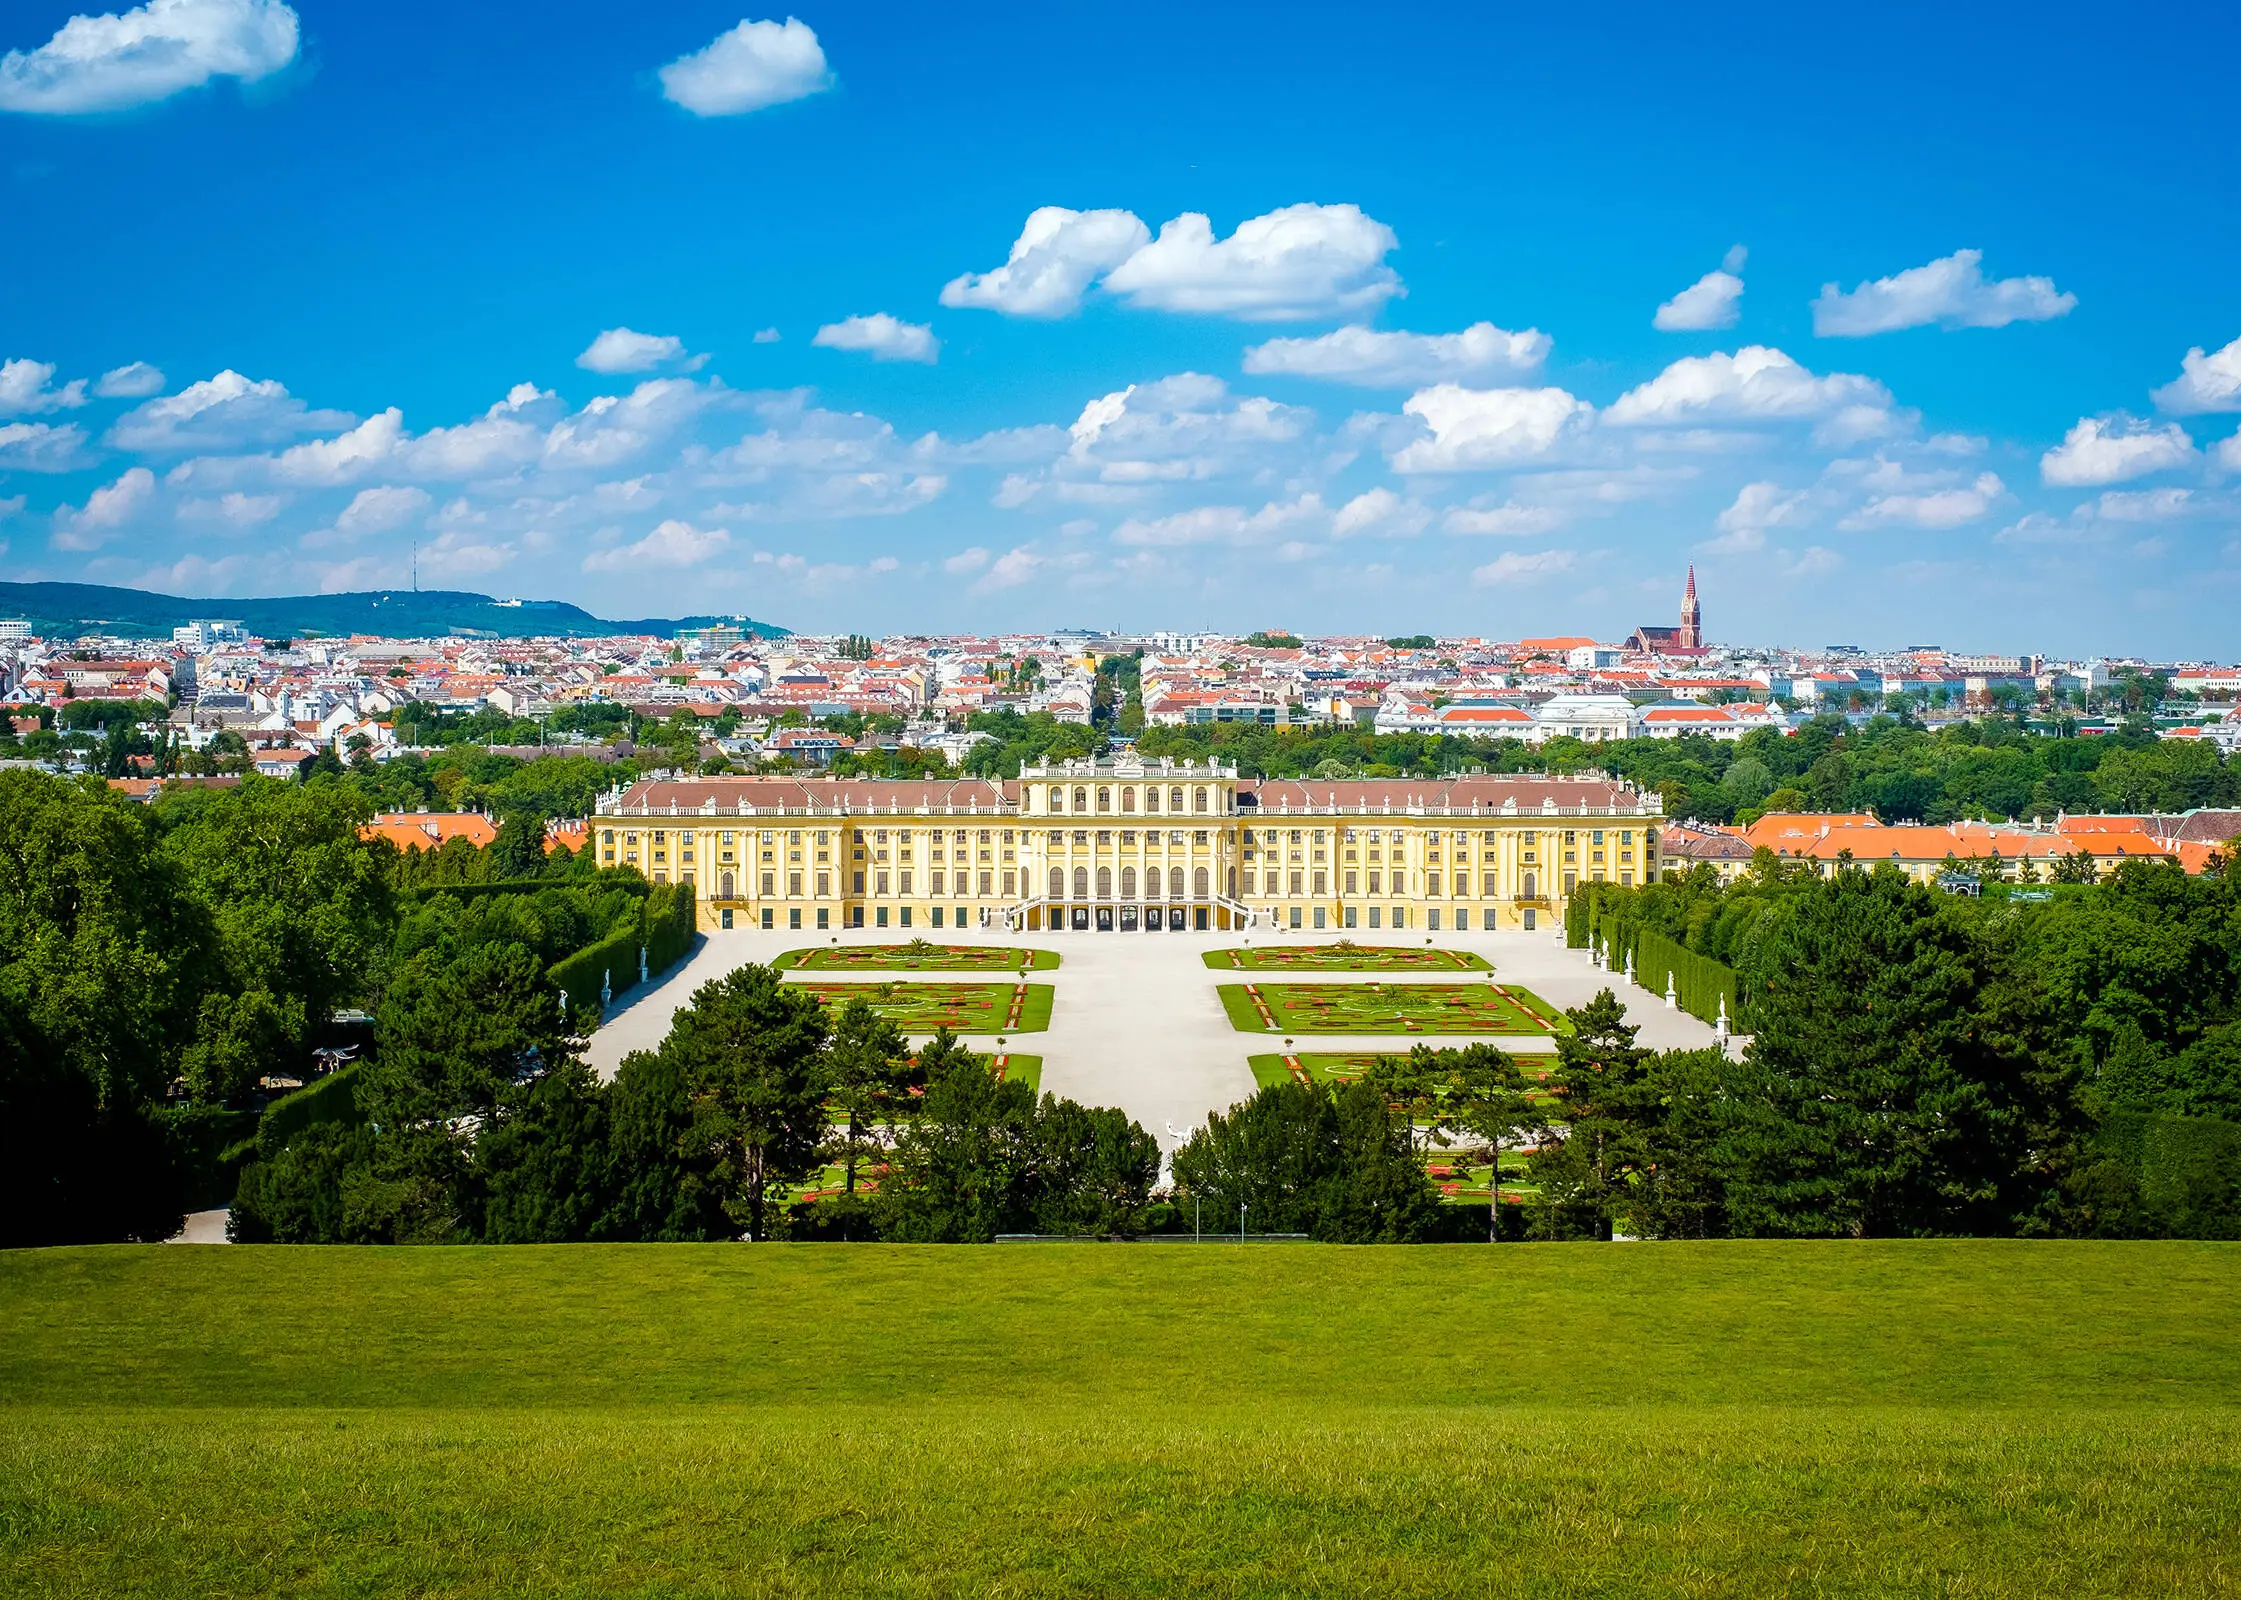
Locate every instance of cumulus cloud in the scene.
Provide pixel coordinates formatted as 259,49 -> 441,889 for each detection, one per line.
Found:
0,0 -> 298,115
2040,414 -> 2198,487
109,369 -> 351,452
812,313 -> 939,364
1014,373 -> 1313,498
1112,495 -> 1326,548
1331,487 -> 1430,538
752,327 -> 781,343
1811,249 -> 2076,336
1391,385 -> 1594,472
1605,346 -> 1890,426
0,420 -> 88,471
1840,470 -> 2007,530
179,490 -> 282,527
1243,322 -> 1549,387
1696,479 -> 1807,552
1653,246 -> 1746,332
1470,548 -> 1574,586
582,519 -> 731,572
1101,203 -> 1402,321
2151,334 -> 2241,415
657,16 -> 832,116
2090,488 -> 2195,522
0,358 -> 88,414
2221,431 -> 2241,474
941,207 -> 1151,317
943,546 -> 991,574
1441,500 -> 1564,537
94,361 -> 165,398
577,327 -> 701,374
336,484 -> 431,535
974,545 -> 1042,591
50,465 -> 155,549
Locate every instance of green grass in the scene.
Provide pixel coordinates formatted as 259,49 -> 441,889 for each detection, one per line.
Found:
775,943 -> 1059,971
992,1052 -> 1042,1092
793,980 -> 1054,1034
1219,981 -> 1570,1035
1203,943 -> 1492,972
2,1244 -> 2239,1597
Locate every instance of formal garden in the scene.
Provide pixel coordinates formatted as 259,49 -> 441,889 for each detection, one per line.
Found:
795,980 -> 1055,1033
1249,1050 -> 1557,1091
1220,981 -> 1569,1035
1204,941 -> 1492,972
776,940 -> 1059,972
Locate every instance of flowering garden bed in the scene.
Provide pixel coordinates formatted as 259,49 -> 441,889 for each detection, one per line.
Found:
1219,981 -> 1568,1035
797,981 -> 1055,1033
1203,942 -> 1491,972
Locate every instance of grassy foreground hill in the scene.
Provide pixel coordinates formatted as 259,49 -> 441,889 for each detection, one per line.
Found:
3,1242 -> 2238,1597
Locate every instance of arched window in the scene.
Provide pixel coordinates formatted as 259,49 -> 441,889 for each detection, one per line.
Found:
720,871 -> 735,899
1121,865 -> 1137,897
1096,866 -> 1112,899
1523,871 -> 1537,898
1096,787 -> 1111,812
1073,787 -> 1088,812
1194,787 -> 1208,813
1147,867 -> 1162,899
1121,788 -> 1136,813
1049,866 -> 1065,899
1048,787 -> 1064,812
1169,786 -> 1184,810
1169,866 -> 1185,898
1145,788 -> 1161,812
1193,866 -> 1209,898
1073,866 -> 1089,899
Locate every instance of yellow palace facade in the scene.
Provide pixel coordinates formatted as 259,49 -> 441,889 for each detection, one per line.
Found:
593,758 -> 1662,936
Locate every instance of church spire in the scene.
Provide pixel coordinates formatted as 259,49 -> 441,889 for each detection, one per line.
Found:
1679,564 -> 1702,649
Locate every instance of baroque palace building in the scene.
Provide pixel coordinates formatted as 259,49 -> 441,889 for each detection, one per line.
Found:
594,758 -> 1662,937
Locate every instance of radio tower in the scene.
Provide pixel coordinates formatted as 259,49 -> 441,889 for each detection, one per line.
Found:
1678,564 -> 1702,649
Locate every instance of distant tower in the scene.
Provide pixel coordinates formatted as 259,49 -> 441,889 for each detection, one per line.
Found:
1678,564 -> 1702,650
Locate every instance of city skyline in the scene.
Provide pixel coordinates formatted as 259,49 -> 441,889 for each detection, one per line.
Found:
3,1 -> 2239,654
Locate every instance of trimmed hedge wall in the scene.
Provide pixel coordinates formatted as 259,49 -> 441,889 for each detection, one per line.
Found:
254,1061 -> 365,1159
1570,882 -> 1743,1031
548,881 -> 698,1025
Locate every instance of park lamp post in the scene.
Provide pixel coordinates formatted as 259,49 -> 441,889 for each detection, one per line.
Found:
1239,1201 -> 1248,1243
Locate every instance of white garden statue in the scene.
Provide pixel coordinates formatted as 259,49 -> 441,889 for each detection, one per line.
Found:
1664,973 -> 1678,1010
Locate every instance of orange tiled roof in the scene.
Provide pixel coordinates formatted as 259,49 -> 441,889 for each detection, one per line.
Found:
361,812 -> 499,851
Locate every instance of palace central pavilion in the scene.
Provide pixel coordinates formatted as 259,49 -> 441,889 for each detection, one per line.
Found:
594,758 -> 1663,935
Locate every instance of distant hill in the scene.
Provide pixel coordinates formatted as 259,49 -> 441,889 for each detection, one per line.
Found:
0,582 -> 788,642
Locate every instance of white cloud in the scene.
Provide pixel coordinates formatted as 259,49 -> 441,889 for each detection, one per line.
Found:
1840,470 -> 2007,530
1112,495 -> 1325,548
657,16 -> 832,116
941,207 -> 1151,317
1391,384 -> 1594,472
109,369 -> 351,452
337,484 -> 431,535
141,552 -> 249,593
1242,322 -> 1549,387
0,495 -> 23,521
1695,480 -> 1806,553
1780,546 -> 1842,578
974,545 -> 1042,592
1101,203 -> 1402,321
943,546 -> 991,574
581,519 -> 731,572
2220,430 -> 2241,473
812,313 -> 939,364
1811,249 -> 2076,336
1470,548 -> 1574,586
95,361 -> 165,398
1441,501 -> 1564,537
1331,487 -> 1430,538
1606,346 -> 1891,426
577,328 -> 699,374
0,358 -> 88,414
0,0 -> 298,115
2091,488 -> 2195,522
0,420 -> 88,471
51,465 -> 155,550
1031,373 -> 1313,493
2041,414 -> 2198,487
2151,334 -> 2241,415
179,490 -> 282,527
1653,247 -> 1747,331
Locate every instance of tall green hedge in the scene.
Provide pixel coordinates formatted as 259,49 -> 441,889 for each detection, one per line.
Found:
2072,1113 -> 2241,1238
253,1061 -> 365,1159
1632,926 -> 1740,1031
548,881 -> 698,1025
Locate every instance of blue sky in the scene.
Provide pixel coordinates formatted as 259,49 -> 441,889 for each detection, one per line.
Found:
3,0 -> 2238,653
